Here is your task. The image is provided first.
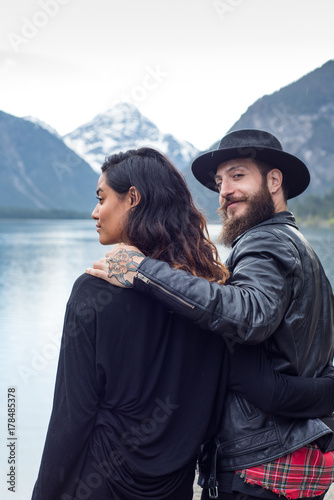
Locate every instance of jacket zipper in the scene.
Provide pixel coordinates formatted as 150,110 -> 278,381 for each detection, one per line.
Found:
136,272 -> 195,309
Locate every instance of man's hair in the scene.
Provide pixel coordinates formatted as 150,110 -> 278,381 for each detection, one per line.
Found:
255,160 -> 289,200
101,147 -> 229,284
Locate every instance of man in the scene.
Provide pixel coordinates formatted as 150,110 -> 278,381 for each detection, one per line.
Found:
87,129 -> 334,500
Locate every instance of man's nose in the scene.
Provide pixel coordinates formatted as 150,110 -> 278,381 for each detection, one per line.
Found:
218,179 -> 234,201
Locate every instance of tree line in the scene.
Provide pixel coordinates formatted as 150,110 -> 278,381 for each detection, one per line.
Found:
1,189 -> 334,227
289,188 -> 334,226
0,208 -> 90,219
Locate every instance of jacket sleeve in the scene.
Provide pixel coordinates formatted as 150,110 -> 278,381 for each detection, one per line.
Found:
133,230 -> 297,344
31,297 -> 100,500
228,344 -> 334,418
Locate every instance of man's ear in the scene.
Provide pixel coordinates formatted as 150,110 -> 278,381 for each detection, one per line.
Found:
267,169 -> 283,194
129,186 -> 141,207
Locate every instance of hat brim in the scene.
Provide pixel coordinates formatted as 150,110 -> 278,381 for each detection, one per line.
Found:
191,146 -> 310,199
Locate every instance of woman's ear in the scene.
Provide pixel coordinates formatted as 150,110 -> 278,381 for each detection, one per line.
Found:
129,186 -> 141,207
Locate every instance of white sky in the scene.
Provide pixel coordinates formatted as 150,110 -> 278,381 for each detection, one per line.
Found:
0,0 -> 333,150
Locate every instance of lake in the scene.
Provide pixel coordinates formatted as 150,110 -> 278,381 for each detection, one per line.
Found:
0,219 -> 333,499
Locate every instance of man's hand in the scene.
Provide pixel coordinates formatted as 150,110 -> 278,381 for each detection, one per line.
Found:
86,244 -> 145,288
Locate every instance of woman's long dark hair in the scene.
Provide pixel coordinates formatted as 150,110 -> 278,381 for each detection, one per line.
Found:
101,147 -> 229,284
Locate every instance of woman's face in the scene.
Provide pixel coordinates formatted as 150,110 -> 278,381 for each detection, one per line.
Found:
92,173 -> 131,245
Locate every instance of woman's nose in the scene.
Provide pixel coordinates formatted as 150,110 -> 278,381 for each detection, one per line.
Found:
92,203 -> 99,220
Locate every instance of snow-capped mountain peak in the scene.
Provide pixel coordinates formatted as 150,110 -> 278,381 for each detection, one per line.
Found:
63,103 -> 199,173
23,116 -> 62,138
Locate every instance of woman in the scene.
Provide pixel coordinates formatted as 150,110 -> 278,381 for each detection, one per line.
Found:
32,148 -> 334,500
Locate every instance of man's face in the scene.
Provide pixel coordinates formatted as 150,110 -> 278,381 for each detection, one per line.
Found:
215,158 -> 276,246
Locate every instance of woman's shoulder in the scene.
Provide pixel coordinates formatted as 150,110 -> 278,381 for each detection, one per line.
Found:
68,273 -> 127,306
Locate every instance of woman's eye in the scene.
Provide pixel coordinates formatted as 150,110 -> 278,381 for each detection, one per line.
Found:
96,196 -> 103,203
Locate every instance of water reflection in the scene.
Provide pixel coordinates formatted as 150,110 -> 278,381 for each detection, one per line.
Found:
0,219 -> 101,500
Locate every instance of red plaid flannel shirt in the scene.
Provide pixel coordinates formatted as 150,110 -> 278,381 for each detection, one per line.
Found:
237,443 -> 334,498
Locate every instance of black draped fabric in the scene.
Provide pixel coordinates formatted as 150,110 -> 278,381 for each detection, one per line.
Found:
32,274 -> 228,500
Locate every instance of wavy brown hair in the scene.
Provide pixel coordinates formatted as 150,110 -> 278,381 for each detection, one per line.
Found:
101,147 -> 229,284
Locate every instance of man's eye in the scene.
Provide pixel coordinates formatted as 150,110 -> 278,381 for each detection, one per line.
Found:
215,183 -> 221,192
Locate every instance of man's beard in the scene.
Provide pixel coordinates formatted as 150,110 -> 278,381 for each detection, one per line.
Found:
218,182 -> 276,247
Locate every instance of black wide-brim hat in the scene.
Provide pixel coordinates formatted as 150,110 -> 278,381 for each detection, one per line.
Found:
191,129 -> 310,199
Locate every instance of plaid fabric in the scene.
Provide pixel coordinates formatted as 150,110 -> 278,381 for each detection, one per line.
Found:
237,444 -> 334,499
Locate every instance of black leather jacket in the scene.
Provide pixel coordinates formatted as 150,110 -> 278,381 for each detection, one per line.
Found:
133,212 -> 334,472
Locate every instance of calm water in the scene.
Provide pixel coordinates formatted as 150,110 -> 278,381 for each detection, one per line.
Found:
0,219 -> 333,499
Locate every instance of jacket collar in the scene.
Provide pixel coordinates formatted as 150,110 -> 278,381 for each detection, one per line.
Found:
231,211 -> 298,247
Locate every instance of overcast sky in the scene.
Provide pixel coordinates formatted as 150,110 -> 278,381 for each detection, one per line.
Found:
0,0 -> 333,150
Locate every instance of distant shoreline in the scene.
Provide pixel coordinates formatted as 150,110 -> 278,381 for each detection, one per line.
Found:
297,218 -> 334,229
1,213 -> 333,230
0,208 -> 91,220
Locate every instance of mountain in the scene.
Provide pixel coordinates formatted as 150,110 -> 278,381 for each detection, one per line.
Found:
0,110 -> 98,214
2,61 -> 333,222
63,103 -> 199,173
187,60 -> 334,222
